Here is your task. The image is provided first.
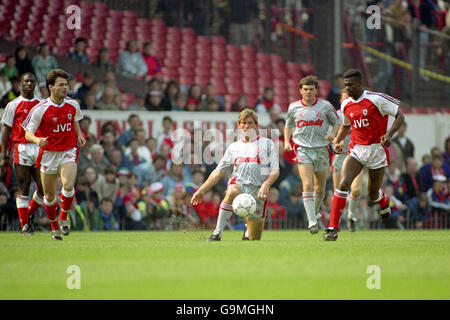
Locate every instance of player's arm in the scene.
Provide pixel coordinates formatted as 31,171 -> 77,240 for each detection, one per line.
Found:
381,108 -> 405,147
325,124 -> 340,143
25,130 -> 48,147
0,125 -> 12,173
74,120 -> 86,147
283,125 -> 293,152
331,123 -> 351,154
191,169 -> 226,205
258,169 -> 280,200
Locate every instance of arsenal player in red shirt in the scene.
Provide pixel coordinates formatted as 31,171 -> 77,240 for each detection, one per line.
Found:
23,69 -> 86,240
324,69 -> 405,241
1,73 -> 44,235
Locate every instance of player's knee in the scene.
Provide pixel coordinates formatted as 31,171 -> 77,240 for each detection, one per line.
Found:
17,182 -> 31,196
224,186 -> 241,201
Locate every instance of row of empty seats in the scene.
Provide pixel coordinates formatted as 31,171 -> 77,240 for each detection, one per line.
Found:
1,0 -> 326,111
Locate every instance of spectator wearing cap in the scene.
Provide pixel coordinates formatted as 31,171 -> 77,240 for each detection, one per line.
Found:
93,165 -> 120,203
123,187 -> 147,230
425,174 -> 449,229
116,40 -> 148,79
95,47 -> 115,72
68,37 -> 89,64
32,42 -> 58,85
142,42 -> 163,80
138,182 -> 170,230
145,90 -> 164,111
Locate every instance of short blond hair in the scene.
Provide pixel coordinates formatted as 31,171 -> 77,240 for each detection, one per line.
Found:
238,108 -> 258,125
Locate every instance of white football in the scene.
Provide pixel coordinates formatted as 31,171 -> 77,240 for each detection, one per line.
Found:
232,193 -> 257,218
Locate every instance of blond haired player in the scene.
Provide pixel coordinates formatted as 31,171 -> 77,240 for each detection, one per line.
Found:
284,75 -> 341,233
191,109 -> 279,241
23,69 -> 86,240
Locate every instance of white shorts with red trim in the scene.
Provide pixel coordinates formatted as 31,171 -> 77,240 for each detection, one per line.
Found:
348,143 -> 389,170
12,143 -> 39,166
295,145 -> 331,172
228,179 -> 268,219
37,147 -> 79,174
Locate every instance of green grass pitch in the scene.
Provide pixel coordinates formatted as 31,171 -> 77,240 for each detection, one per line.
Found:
0,230 -> 449,300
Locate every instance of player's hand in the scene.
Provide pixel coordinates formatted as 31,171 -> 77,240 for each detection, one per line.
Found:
78,135 -> 86,147
257,183 -> 270,200
333,140 -> 344,154
325,134 -> 335,143
380,134 -> 392,147
37,137 -> 49,147
191,190 -> 204,206
284,143 -> 293,152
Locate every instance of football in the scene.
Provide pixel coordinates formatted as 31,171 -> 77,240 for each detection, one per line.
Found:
232,193 -> 257,217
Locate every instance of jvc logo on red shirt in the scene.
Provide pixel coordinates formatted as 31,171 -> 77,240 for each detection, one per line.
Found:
353,118 -> 370,128
53,123 -> 72,133
296,119 -> 323,128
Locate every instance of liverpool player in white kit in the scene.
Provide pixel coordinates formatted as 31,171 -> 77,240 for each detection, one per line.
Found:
191,109 -> 279,241
324,69 -> 405,241
284,76 -> 340,233
23,69 -> 86,240
1,73 -> 44,235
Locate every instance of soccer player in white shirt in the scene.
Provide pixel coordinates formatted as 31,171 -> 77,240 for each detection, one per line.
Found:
284,76 -> 341,233
191,109 -> 280,241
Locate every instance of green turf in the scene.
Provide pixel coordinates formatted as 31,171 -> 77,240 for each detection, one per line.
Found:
0,230 -> 449,300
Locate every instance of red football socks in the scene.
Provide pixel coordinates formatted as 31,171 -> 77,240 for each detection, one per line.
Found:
328,189 -> 349,230
43,197 -> 59,231
59,188 -> 75,220
27,191 -> 43,218
16,195 -> 30,228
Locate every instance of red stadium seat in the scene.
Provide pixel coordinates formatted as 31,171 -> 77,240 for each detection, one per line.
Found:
179,75 -> 195,86
300,62 -> 314,76
225,69 -> 242,79
211,36 -> 226,45
318,80 -> 332,99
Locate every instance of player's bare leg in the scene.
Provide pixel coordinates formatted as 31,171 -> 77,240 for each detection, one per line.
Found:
58,161 -> 78,235
246,217 -> 265,240
41,172 -> 62,240
208,185 -> 242,242
312,168 -> 329,232
367,167 -> 391,224
14,164 -> 34,235
297,163 -> 320,232
347,169 -> 364,232
28,166 -> 44,219
324,156 -> 363,241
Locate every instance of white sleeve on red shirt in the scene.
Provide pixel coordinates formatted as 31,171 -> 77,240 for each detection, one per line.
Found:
368,92 -> 399,117
340,98 -> 352,126
23,104 -> 46,134
1,99 -> 19,127
66,98 -> 83,121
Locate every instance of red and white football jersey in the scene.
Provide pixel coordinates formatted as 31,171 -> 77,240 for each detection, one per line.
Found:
341,90 -> 399,146
1,96 -> 41,144
22,97 -> 83,152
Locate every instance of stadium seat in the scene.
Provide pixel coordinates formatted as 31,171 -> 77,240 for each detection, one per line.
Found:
211,36 -> 226,45
179,75 -> 195,86
318,80 -> 332,99
300,62 -> 314,76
